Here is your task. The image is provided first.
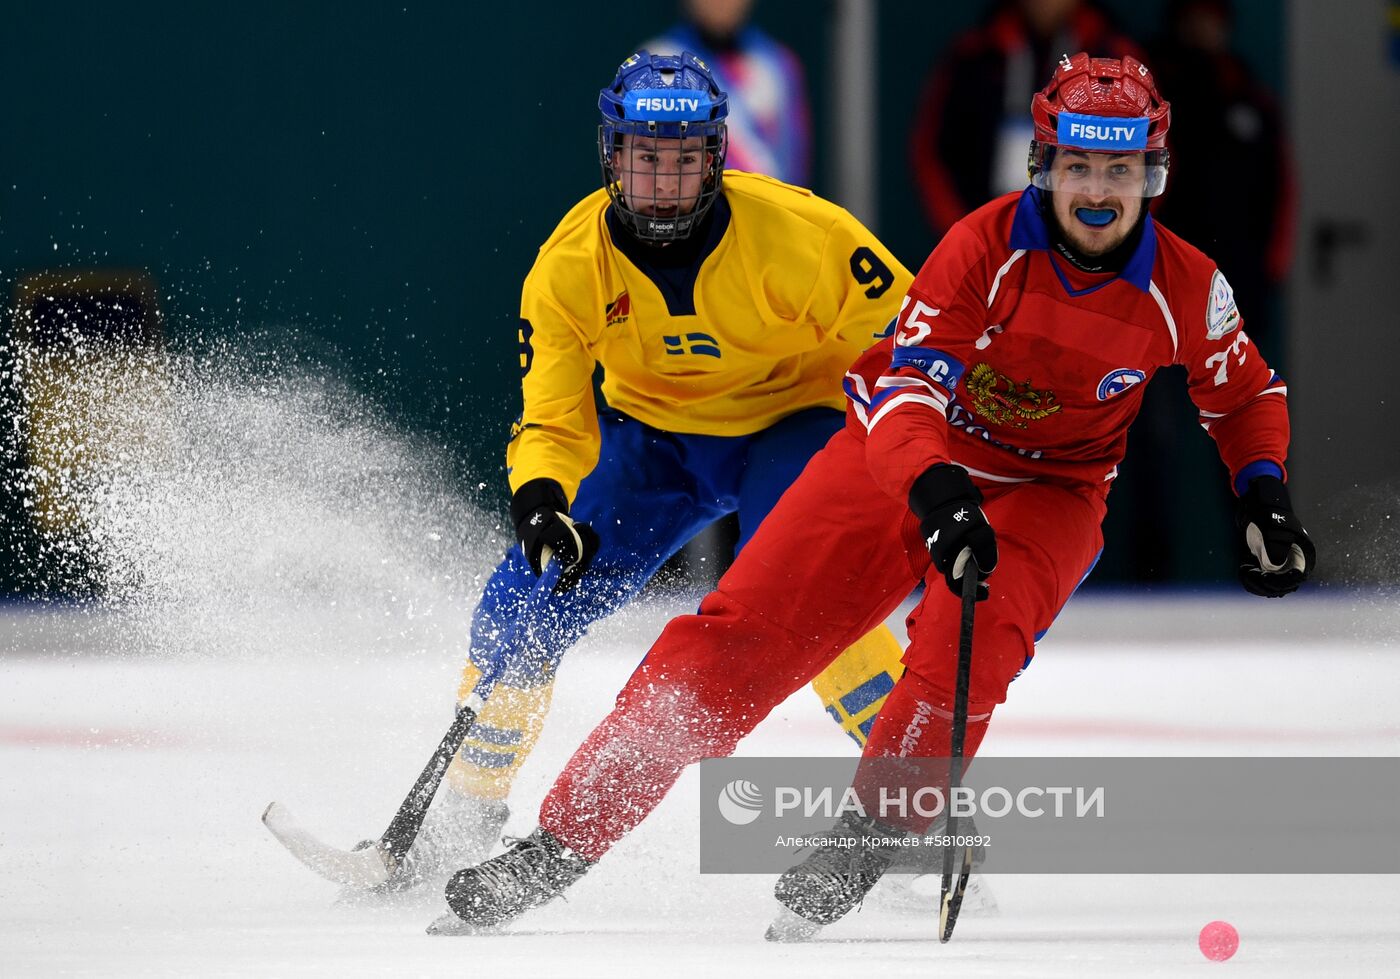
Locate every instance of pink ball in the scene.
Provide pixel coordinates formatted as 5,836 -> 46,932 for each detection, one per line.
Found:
1199,920 -> 1240,962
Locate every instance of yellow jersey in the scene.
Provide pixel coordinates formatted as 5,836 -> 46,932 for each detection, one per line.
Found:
508,170 -> 912,501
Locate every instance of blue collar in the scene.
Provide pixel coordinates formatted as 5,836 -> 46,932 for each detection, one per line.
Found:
1009,186 -> 1156,294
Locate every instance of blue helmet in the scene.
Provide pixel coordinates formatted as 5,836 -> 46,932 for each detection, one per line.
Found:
598,51 -> 729,242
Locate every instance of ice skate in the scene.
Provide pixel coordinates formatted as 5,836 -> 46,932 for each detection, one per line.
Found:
337,791 -> 510,903
764,812 -> 904,942
867,814 -> 998,916
435,827 -> 592,930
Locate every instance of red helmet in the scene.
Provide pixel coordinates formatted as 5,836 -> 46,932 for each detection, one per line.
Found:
1028,53 -> 1172,197
1032,53 -> 1170,148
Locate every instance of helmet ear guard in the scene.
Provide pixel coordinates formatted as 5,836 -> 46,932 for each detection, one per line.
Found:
598,51 -> 729,243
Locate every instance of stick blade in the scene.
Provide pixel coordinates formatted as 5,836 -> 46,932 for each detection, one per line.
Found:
938,873 -> 954,941
938,850 -> 974,942
261,801 -> 393,888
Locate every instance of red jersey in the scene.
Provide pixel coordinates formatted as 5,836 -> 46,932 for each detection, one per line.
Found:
844,188 -> 1290,501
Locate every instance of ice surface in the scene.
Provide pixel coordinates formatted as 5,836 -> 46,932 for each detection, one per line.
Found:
3,595 -> 1398,978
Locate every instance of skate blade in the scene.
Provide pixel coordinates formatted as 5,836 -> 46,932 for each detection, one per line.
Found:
764,906 -> 823,943
426,910 -> 504,936
868,872 -> 999,916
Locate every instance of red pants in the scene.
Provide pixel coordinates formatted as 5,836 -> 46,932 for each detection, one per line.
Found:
541,429 -> 1108,858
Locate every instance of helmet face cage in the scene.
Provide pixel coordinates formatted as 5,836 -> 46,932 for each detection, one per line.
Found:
599,119 -> 727,242
598,52 -> 729,243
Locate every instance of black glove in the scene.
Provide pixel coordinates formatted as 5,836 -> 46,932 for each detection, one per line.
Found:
909,464 -> 998,601
1235,475 -> 1315,598
510,478 -> 600,594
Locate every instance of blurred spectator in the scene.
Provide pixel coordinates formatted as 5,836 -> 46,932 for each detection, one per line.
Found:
1148,0 -> 1295,362
910,0 -> 1139,240
646,0 -> 811,185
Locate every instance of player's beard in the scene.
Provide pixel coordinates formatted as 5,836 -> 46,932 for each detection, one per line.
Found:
1043,191 -> 1147,274
1055,196 -> 1140,256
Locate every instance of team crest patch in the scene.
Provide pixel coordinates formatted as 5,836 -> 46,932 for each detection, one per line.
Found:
1097,368 -> 1146,401
605,291 -> 631,327
1206,270 -> 1240,340
966,363 -> 1062,429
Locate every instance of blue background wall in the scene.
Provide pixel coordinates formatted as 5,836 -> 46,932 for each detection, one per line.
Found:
0,1 -> 1287,588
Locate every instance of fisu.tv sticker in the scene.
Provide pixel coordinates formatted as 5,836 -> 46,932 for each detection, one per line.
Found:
1206,269 -> 1240,340
1056,111 -> 1149,151
624,89 -> 715,120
